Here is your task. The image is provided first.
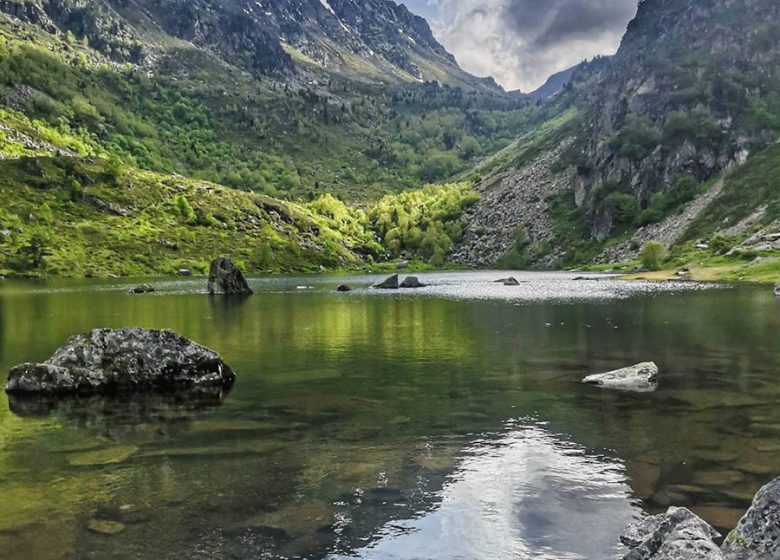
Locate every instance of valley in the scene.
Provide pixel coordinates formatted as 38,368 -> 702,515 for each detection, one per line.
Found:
0,0 -> 779,282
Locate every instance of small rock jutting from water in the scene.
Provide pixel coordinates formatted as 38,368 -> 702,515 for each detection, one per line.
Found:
336,284 -> 352,292
620,506 -> 723,560
722,476 -> 780,559
400,276 -> 426,289
129,284 -> 155,294
5,328 -> 236,395
495,277 -> 521,286
774,284 -> 780,297
374,274 -> 399,289
207,256 -> 253,296
178,269 -> 193,277
582,362 -> 659,392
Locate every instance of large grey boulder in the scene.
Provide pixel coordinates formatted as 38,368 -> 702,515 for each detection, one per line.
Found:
621,507 -> 723,560
583,362 -> 659,392
374,274 -> 399,290
722,477 -> 780,559
6,328 -> 235,395
207,257 -> 253,295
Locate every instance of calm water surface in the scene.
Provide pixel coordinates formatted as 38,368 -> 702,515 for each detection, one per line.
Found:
0,271 -> 778,560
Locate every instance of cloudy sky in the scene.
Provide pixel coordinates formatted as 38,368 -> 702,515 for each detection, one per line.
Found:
403,0 -> 639,92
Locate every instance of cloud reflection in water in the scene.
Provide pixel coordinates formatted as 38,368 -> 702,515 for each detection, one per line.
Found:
332,422 -> 639,560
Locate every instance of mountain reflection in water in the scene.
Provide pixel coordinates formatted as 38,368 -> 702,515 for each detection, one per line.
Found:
333,422 -> 638,560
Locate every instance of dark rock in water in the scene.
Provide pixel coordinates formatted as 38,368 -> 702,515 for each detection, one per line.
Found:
5,328 -> 235,395
621,507 -> 723,560
207,257 -> 253,296
336,284 -> 352,292
374,274 -> 399,290
129,284 -> 154,294
583,362 -> 659,392
774,284 -> 780,297
178,269 -> 193,277
495,277 -> 520,286
722,477 -> 780,560
400,276 -> 426,289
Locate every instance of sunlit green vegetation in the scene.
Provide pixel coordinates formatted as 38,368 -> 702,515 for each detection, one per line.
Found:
368,183 -> 479,265
0,22 -> 538,201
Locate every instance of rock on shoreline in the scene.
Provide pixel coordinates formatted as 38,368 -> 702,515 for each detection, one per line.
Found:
5,328 -> 235,395
621,477 -> 780,560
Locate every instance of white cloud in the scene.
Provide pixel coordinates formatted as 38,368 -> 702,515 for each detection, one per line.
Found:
407,0 -> 638,91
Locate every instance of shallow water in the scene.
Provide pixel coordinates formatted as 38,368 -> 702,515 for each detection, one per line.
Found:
0,271 -> 778,559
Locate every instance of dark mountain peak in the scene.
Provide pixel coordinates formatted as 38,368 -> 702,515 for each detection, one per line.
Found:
0,0 -> 480,85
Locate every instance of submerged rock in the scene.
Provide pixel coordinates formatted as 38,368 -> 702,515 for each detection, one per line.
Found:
207,257 -> 253,295
495,277 -> 521,286
374,274 -> 399,289
336,284 -> 352,292
582,362 -> 659,392
129,284 -> 154,294
69,445 -> 138,467
87,519 -> 126,535
5,328 -> 236,395
621,507 -> 723,560
400,276 -> 426,289
722,476 -> 780,559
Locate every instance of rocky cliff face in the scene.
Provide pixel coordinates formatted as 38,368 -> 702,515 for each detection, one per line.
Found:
0,0 -> 478,84
572,0 -> 780,238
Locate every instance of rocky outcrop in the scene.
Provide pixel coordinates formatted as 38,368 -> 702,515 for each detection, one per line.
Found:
567,0 -> 779,239
0,0 -> 481,85
336,284 -> 352,292
207,257 -> 253,296
374,274 -> 399,290
5,328 -> 235,395
451,142 -> 573,268
722,477 -> 780,560
399,276 -> 425,289
621,507 -> 723,560
583,362 -> 659,392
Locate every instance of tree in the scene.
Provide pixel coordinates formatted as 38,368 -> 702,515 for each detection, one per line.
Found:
17,231 -> 51,269
640,241 -> 666,271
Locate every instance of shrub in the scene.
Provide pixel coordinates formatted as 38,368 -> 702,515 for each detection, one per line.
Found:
640,241 -> 666,271
608,115 -> 661,161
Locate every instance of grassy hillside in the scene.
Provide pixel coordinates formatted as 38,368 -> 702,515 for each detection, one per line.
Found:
0,156 -> 480,278
0,16 -> 538,201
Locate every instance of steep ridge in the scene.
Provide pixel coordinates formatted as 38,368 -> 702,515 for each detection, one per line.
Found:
462,0 -> 780,271
0,0 -> 494,87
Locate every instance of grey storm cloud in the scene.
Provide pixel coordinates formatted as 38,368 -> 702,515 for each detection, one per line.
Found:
409,0 -> 638,91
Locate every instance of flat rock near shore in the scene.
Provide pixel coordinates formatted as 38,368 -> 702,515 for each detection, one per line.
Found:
5,328 -> 235,395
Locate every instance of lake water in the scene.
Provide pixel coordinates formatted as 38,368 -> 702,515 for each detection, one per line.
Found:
0,271 -> 778,560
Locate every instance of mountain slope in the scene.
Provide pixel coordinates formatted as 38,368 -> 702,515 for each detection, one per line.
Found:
0,0 -> 496,88
0,6 -> 533,202
456,0 -> 780,274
